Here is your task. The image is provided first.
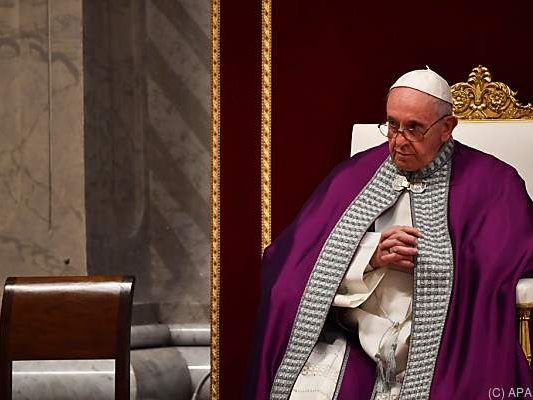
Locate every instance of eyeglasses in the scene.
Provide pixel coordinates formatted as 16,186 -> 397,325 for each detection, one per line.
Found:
378,114 -> 451,142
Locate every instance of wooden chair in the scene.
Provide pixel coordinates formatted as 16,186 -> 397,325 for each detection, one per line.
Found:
0,275 -> 135,399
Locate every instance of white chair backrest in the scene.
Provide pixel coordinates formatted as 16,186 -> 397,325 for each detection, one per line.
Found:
351,121 -> 533,198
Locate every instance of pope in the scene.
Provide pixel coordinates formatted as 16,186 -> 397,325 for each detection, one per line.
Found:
246,68 -> 533,400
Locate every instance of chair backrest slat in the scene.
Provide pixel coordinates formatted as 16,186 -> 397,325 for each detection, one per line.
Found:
0,275 -> 134,400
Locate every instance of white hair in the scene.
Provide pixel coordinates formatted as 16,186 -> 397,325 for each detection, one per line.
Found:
433,97 -> 453,117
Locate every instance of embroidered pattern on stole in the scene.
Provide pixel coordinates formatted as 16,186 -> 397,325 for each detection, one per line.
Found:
394,142 -> 454,399
270,140 -> 455,400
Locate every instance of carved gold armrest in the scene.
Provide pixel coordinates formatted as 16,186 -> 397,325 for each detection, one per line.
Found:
517,279 -> 533,367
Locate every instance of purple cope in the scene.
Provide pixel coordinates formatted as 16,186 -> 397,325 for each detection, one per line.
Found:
246,140 -> 533,399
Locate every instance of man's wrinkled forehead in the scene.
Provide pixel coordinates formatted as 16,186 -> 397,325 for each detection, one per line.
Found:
386,87 -> 442,119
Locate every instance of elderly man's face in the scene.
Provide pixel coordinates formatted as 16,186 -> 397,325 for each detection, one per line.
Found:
386,87 -> 456,171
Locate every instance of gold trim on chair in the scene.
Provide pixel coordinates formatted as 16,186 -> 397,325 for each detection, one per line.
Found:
261,0 -> 273,254
452,65 -> 533,367
518,306 -> 532,366
451,65 -> 533,120
210,0 -> 221,397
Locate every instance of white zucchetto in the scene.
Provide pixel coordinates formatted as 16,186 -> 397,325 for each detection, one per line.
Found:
390,66 -> 453,104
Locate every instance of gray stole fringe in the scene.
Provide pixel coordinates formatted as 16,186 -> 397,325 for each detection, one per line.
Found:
270,140 -> 455,400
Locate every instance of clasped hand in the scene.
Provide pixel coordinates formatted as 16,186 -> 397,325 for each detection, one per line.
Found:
369,225 -> 421,271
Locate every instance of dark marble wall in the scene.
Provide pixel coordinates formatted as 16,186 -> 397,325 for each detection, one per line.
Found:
144,0 -> 210,324
0,0 -> 86,286
84,0 -> 210,324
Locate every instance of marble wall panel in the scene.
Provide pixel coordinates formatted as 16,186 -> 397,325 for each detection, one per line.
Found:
84,0 -> 210,324
0,0 -> 209,334
145,0 -> 210,323
84,0 -> 150,291
0,0 -> 86,287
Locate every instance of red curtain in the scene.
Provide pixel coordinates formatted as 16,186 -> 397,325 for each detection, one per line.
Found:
219,1 -> 533,398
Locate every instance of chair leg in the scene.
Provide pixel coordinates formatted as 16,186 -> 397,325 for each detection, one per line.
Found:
115,358 -> 130,400
0,361 -> 13,400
